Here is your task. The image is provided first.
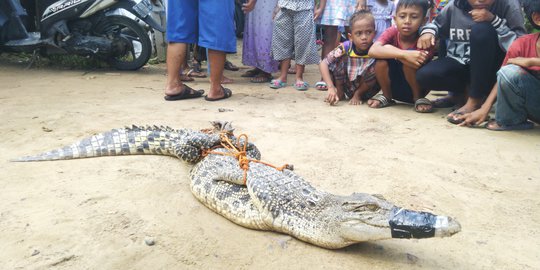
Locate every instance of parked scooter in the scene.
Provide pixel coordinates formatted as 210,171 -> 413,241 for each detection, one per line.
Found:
0,0 -> 165,70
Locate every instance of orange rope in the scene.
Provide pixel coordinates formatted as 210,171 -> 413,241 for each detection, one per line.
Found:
202,132 -> 290,184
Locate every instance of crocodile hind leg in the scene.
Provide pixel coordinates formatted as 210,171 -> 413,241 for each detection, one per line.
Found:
189,153 -> 270,230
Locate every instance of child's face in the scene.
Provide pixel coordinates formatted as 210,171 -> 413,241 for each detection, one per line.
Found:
532,12 -> 540,28
467,0 -> 495,10
393,5 -> 427,38
348,18 -> 376,51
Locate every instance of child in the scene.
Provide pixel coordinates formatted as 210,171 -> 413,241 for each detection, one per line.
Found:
320,10 -> 379,105
416,0 -> 526,123
457,0 -> 540,131
315,0 -> 358,91
367,0 -> 435,113
359,0 -> 395,40
269,0 -> 326,91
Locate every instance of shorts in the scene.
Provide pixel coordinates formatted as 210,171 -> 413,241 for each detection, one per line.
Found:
166,0 -> 236,53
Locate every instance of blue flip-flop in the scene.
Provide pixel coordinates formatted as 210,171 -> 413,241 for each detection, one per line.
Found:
270,79 -> 287,89
294,81 -> 309,91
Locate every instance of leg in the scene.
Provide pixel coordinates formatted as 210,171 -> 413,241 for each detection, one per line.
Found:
368,60 -> 393,108
165,43 -> 188,96
207,49 -> 228,99
459,22 -> 505,114
491,64 -> 540,128
403,65 -> 432,112
271,9 -> 294,86
317,25 -> 340,90
164,0 -> 198,96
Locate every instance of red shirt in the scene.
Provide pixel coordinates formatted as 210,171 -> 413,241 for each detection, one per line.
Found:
503,33 -> 540,73
376,26 -> 435,60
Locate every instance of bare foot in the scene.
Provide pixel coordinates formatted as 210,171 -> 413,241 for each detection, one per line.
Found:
221,76 -> 234,84
349,97 -> 362,105
367,99 -> 380,108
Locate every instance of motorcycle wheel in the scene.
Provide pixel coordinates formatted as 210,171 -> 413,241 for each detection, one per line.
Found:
93,15 -> 152,71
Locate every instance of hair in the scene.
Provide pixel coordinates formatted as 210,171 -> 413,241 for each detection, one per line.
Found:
396,0 -> 432,17
348,9 -> 375,30
521,0 -> 540,29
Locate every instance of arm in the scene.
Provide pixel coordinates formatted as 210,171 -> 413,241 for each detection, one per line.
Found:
314,0 -> 327,20
320,44 -> 345,105
369,42 -> 429,69
418,4 -> 452,49
507,57 -> 540,68
469,2 -> 526,51
356,0 -> 367,10
242,0 -> 256,13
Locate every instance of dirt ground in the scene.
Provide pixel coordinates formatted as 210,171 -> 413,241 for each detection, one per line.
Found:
0,52 -> 539,270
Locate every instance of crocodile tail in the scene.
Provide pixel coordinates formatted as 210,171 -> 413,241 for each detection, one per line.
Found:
11,125 -> 182,162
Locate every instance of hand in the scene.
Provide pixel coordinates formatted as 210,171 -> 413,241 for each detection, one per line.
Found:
356,0 -> 367,10
325,87 -> 340,105
242,0 -> 256,13
457,109 -> 490,127
314,7 -> 324,20
507,57 -> 533,68
469,9 -> 495,22
417,33 -> 435,50
400,50 -> 429,69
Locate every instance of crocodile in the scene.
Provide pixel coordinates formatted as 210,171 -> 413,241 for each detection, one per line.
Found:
13,122 -> 461,249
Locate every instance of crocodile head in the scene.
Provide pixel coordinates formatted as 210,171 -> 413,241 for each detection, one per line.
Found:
338,193 -> 461,245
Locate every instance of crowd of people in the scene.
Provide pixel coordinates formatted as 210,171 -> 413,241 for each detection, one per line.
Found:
163,0 -> 539,132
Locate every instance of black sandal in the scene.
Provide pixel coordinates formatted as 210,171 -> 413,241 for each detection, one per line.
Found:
369,94 -> 395,108
164,85 -> 204,101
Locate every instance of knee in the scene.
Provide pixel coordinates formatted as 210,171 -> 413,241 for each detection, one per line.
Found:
471,22 -> 496,42
497,64 -> 525,87
375,59 -> 389,70
415,65 -> 434,86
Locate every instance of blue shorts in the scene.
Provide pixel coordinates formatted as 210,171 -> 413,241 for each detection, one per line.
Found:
166,0 -> 236,53
388,59 -> 414,104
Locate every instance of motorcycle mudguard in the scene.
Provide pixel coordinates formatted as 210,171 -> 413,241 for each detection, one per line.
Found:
111,0 -> 165,32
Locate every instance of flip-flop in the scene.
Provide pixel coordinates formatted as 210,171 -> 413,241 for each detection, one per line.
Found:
224,61 -> 239,71
164,85 -> 204,101
187,69 -> 207,78
250,73 -> 273,83
414,98 -> 434,113
205,87 -> 232,101
447,109 -> 468,124
315,81 -> 328,91
368,93 -> 395,108
294,81 -> 309,91
269,79 -> 287,89
241,68 -> 260,77
432,97 -> 456,108
486,120 -> 534,131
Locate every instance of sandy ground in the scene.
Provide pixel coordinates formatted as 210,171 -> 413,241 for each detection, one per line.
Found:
0,52 -> 539,270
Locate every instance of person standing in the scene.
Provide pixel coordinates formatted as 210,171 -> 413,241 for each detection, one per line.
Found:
164,0 -> 256,101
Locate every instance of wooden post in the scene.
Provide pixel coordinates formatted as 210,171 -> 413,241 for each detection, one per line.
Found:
151,1 -> 167,61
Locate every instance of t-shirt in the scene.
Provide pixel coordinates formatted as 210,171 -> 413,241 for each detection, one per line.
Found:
376,26 -> 435,60
323,40 -> 376,82
503,33 -> 540,77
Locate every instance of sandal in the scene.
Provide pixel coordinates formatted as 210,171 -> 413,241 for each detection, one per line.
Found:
294,81 -> 309,91
224,60 -> 239,71
205,87 -> 232,101
414,98 -> 434,113
315,81 -> 328,91
269,79 -> 287,89
250,73 -> 273,83
368,93 -> 395,108
164,85 -> 204,101
241,68 -> 260,77
447,109 -> 467,125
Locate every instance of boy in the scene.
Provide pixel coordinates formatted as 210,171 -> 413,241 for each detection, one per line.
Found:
367,0 -> 434,113
321,10 -> 379,105
457,0 -> 540,131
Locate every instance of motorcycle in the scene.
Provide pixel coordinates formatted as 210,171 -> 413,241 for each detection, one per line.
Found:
0,0 -> 165,70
